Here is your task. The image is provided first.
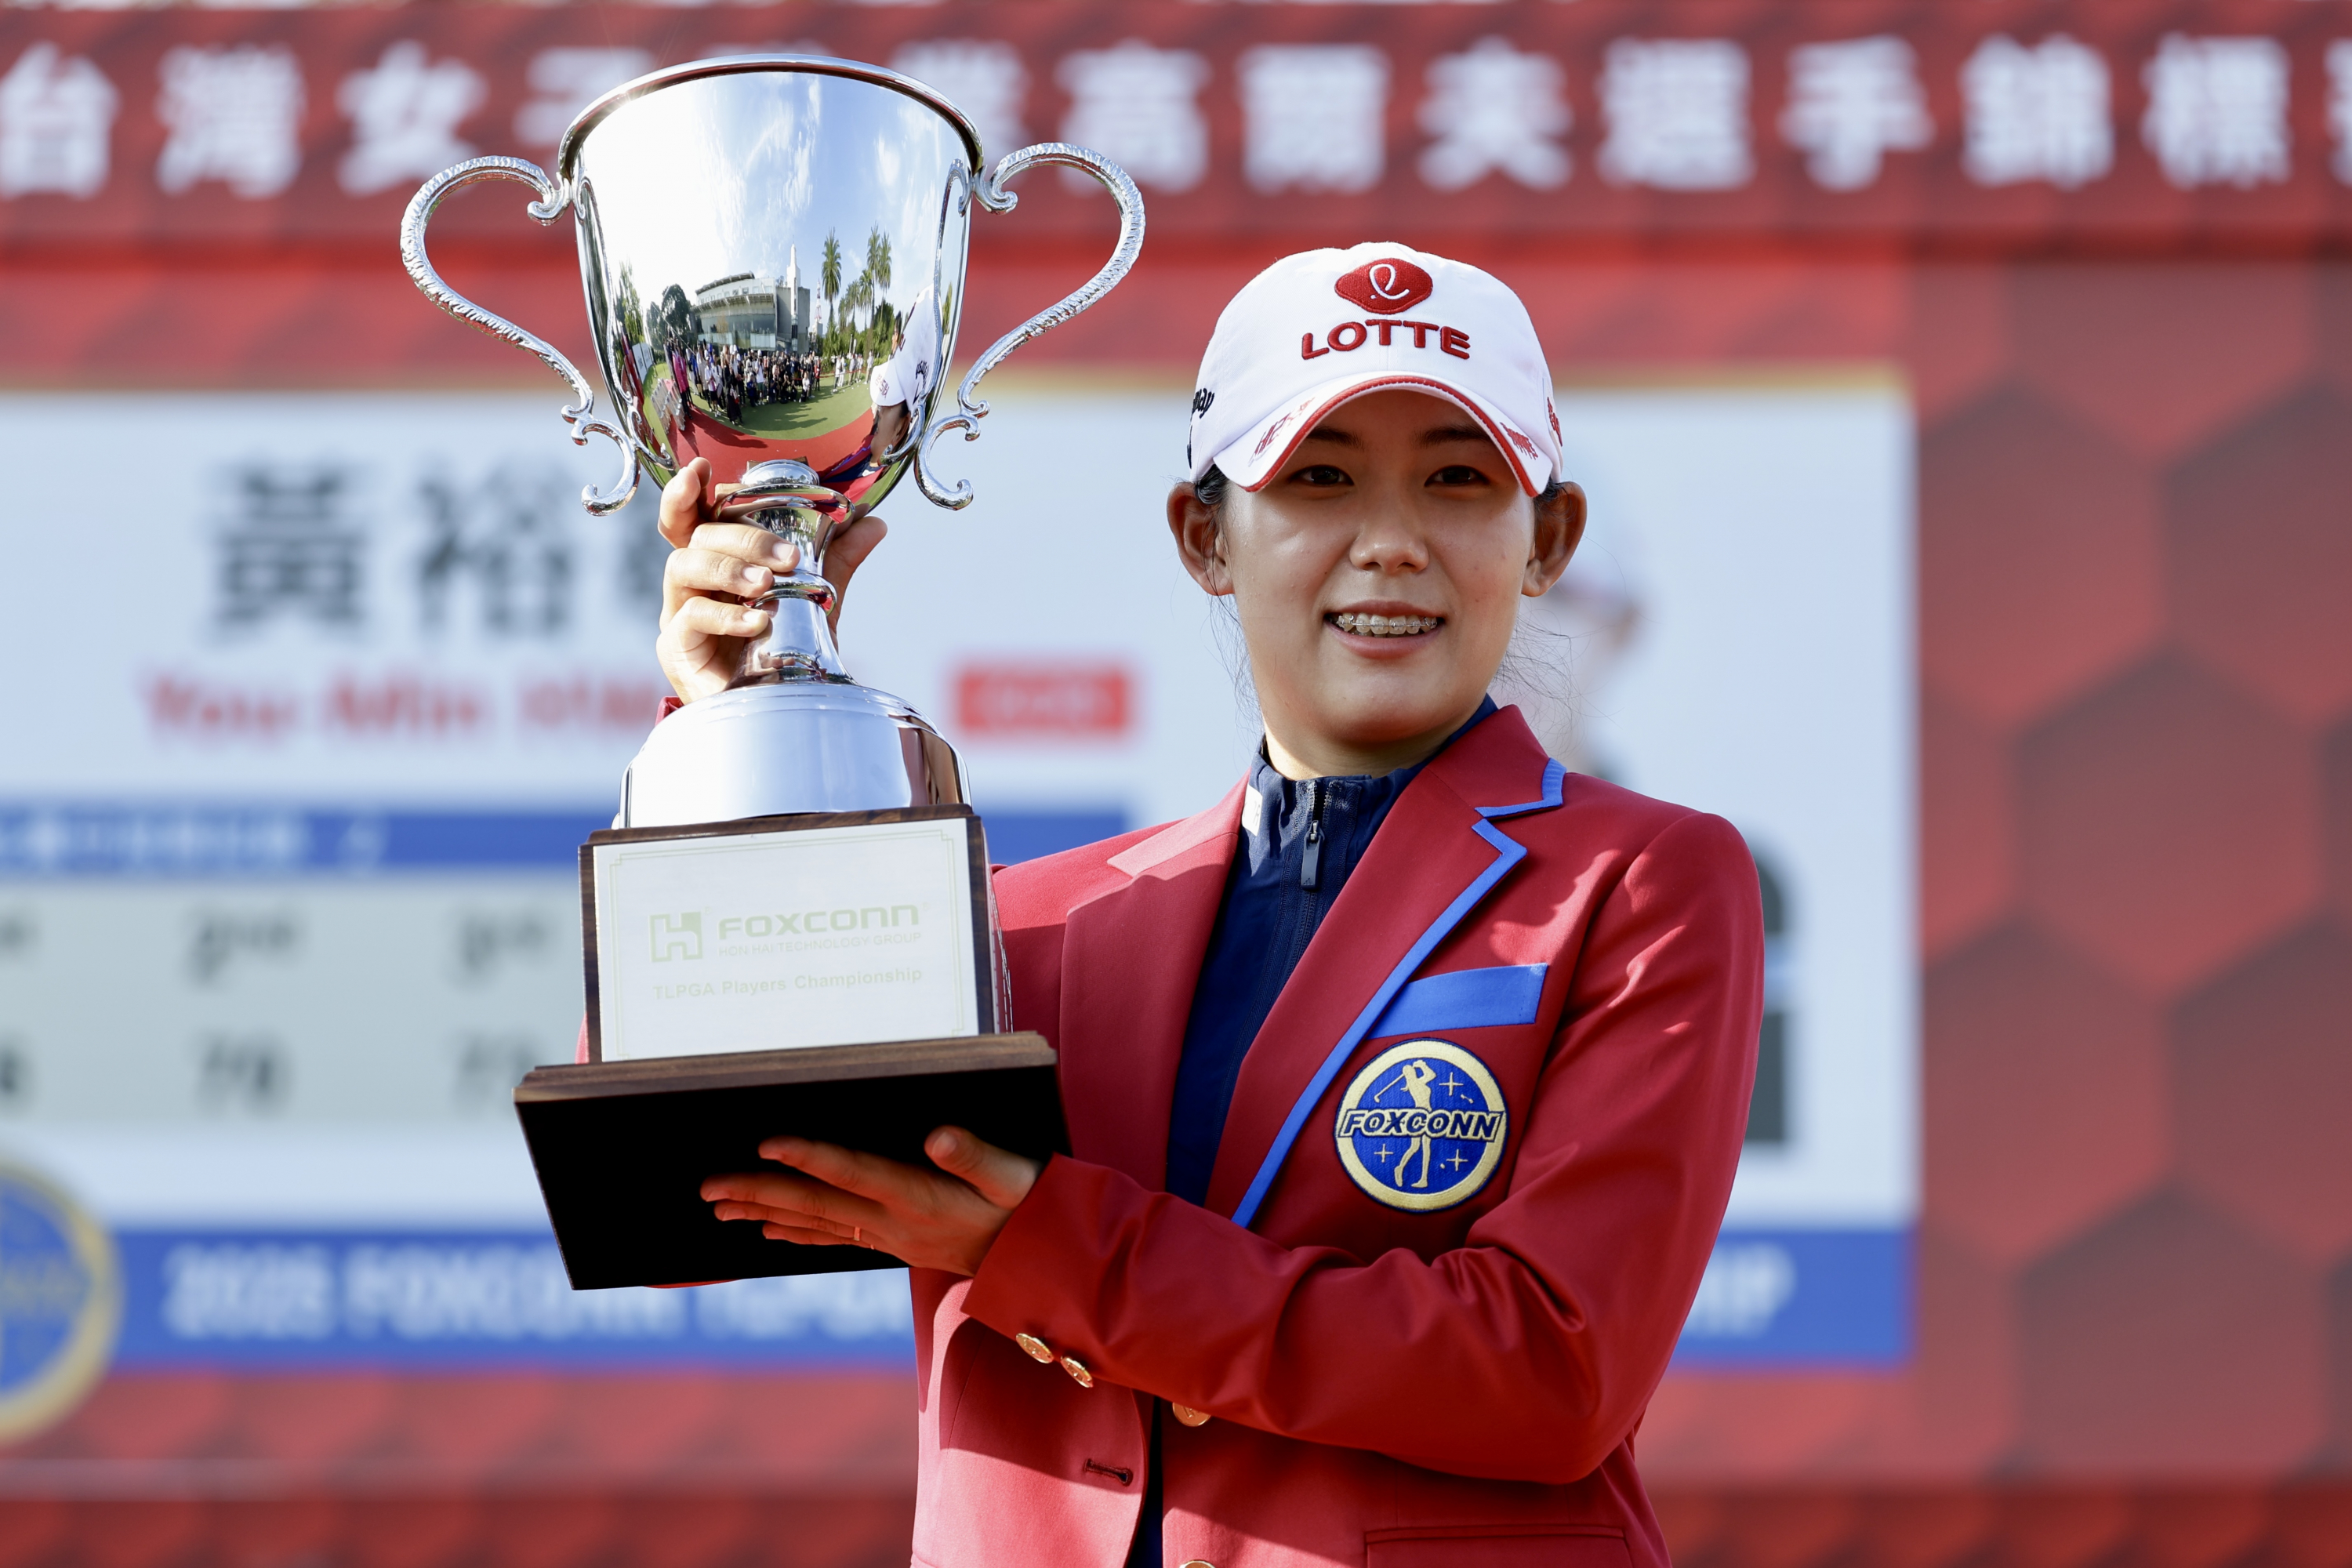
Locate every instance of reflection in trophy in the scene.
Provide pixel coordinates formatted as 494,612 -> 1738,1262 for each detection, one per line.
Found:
401,56 -> 1144,831
396,58 -> 1132,1281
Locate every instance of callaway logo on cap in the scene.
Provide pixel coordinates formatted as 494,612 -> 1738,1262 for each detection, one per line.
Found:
1188,242 -> 1561,496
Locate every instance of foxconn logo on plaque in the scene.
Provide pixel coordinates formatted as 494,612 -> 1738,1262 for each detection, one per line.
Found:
954,662 -> 1133,740
650,913 -> 702,962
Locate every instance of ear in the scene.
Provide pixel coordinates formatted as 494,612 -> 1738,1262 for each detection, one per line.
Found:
1167,483 -> 1235,597
1522,481 -> 1586,597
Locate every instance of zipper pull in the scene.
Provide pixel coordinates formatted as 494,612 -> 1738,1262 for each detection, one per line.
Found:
1301,780 -> 1323,891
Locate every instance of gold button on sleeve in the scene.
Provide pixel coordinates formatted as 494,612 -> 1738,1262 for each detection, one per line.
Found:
1058,1355 -> 1095,1388
1180,1559 -> 1216,1568
1171,1403 -> 1210,1427
1014,1332 -> 1054,1363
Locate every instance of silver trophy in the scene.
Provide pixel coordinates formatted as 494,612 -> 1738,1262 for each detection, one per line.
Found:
401,55 -> 1143,832
400,58 -> 1134,1283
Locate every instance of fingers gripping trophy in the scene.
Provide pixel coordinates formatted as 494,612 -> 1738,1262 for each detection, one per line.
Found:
400,56 -> 1144,1287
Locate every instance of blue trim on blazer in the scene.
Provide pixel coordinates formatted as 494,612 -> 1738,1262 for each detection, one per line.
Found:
1477,758 -> 1565,821
1370,963 -> 1549,1039
1229,816 -> 1528,1230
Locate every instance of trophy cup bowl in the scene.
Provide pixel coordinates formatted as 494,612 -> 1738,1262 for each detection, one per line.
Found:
401,55 -> 1145,829
397,57 -> 1142,1287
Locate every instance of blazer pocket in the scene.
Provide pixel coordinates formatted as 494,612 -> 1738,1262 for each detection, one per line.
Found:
1369,964 -> 1549,1038
1366,1525 -> 1633,1568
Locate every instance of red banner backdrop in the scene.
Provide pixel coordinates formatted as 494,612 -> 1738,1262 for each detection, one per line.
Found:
0,0 -> 2350,256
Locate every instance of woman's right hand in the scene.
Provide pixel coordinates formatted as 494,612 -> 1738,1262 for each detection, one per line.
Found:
654,458 -> 889,703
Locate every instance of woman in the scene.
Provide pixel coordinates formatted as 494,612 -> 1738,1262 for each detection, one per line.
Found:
661,245 -> 1762,1568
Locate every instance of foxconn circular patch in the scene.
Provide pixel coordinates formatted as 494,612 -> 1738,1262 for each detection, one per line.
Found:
1333,1040 -> 1508,1213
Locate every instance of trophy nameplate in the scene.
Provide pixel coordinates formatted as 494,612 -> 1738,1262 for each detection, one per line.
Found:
579,805 -> 999,1063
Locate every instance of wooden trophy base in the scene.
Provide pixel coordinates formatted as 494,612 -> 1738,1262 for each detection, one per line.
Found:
514,1033 -> 1065,1289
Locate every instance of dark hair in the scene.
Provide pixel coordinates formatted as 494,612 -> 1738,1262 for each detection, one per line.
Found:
1190,463 -> 1565,516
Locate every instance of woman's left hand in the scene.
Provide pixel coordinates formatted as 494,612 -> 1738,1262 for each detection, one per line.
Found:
702,1126 -> 1041,1276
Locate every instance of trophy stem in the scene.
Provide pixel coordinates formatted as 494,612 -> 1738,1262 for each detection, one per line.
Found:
745,586 -> 849,684
723,459 -> 855,687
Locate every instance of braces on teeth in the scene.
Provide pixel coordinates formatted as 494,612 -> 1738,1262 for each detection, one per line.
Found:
1333,612 -> 1441,637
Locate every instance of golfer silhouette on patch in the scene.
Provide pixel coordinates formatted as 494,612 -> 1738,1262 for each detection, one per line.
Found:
1377,1058 -> 1439,1190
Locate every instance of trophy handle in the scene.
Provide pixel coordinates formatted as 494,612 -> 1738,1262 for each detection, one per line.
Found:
913,143 -> 1145,510
401,157 -> 641,516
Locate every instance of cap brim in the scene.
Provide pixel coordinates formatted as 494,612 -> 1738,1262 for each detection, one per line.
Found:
1204,373 -> 1552,496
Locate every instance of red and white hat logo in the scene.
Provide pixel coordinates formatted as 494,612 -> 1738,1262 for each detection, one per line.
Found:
1334,258 -> 1433,316
1188,242 -> 1560,495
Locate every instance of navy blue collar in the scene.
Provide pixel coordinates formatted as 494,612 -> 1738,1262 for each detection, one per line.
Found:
1241,694 -> 1500,885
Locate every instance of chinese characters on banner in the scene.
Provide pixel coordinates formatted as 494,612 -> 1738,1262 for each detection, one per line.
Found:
2,5 -> 2351,247
0,395 -> 670,779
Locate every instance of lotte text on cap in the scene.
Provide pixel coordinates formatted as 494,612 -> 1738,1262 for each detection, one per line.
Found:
1188,243 -> 1562,496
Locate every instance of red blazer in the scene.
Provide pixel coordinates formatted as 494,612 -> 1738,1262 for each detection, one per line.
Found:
910,708 -> 1764,1568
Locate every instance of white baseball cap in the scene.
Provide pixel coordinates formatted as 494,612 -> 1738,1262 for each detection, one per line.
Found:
1187,242 -> 1561,496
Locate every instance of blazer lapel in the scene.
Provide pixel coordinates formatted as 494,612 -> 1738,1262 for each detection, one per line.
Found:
1203,710 -> 1566,1225
1054,782 -> 1245,1189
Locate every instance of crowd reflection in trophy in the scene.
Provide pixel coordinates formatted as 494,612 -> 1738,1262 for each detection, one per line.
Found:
673,339 -> 849,421
586,222 -> 949,497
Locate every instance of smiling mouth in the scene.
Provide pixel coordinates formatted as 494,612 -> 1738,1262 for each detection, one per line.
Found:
1330,612 -> 1443,637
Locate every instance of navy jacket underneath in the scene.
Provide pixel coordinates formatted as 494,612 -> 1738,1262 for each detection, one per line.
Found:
1131,696 -> 1497,1568
1164,695 -> 1497,1207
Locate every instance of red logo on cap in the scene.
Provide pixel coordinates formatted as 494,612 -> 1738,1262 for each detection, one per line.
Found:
1334,259 -> 1433,316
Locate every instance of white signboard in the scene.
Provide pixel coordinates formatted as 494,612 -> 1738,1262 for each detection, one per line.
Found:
0,380 -> 1912,1365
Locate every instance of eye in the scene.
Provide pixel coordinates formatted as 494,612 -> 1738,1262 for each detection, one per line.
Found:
1427,464 -> 1493,488
1288,463 -> 1352,488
